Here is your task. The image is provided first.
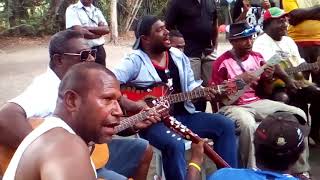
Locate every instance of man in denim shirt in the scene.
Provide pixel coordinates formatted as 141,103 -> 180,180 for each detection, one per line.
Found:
112,15 -> 238,180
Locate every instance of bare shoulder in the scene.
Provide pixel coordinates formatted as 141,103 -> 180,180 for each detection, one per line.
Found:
32,128 -> 96,180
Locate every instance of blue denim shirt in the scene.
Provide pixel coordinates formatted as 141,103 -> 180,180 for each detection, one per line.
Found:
112,47 -> 202,114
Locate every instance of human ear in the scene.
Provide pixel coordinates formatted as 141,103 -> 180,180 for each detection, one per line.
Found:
64,90 -> 81,112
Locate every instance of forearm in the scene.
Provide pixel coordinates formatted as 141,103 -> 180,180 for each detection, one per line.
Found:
70,25 -> 101,39
84,25 -> 110,35
289,6 -> 320,25
274,65 -> 291,84
0,103 -> 32,148
187,167 -> 201,180
119,96 -> 145,114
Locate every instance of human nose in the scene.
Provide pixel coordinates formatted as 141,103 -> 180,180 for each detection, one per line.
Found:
111,100 -> 123,118
245,38 -> 253,46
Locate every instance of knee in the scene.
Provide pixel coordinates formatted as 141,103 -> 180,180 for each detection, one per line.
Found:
272,91 -> 290,104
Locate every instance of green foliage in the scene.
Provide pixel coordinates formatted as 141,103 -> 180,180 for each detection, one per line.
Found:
0,0 -> 229,36
138,0 -> 169,19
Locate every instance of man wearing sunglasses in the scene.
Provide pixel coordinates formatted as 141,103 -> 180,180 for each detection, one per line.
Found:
66,0 -> 109,66
0,30 -> 158,180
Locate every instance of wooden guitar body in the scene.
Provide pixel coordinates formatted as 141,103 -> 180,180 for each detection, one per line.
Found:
0,118 -> 109,175
261,56 -> 319,96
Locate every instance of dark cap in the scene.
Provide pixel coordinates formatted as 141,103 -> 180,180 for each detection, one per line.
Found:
132,15 -> 160,50
254,112 -> 310,156
228,22 -> 256,40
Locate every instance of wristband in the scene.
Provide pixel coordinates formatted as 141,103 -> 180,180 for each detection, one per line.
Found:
188,162 -> 201,172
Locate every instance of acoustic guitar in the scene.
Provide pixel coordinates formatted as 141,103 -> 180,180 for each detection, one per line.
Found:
162,115 -> 230,168
223,53 -> 286,105
0,102 -> 169,176
262,56 -> 320,96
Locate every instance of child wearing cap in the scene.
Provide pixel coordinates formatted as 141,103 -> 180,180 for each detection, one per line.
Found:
208,112 -> 307,180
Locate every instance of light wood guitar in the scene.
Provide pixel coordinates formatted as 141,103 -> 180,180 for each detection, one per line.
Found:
0,102 -> 169,176
262,56 -> 320,96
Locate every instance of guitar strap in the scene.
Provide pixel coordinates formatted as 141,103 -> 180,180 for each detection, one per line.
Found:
229,50 -> 247,73
82,7 -> 98,25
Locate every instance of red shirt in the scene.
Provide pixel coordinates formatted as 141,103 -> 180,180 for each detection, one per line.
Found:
212,51 -> 265,105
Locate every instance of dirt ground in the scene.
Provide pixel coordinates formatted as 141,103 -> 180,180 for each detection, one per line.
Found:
0,34 -> 320,179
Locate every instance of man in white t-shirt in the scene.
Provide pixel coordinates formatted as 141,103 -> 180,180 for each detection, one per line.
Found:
66,0 -> 109,66
253,7 -> 320,178
0,30 -> 159,180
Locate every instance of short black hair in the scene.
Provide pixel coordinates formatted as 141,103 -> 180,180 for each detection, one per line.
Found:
169,30 -> 183,39
48,30 -> 84,68
255,139 -> 305,171
58,62 -> 116,98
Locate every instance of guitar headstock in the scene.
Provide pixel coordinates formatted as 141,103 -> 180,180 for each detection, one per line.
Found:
162,116 -> 198,141
152,99 -> 170,117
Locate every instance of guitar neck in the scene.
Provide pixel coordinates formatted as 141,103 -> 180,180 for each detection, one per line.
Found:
115,110 -> 151,133
166,86 -> 219,104
285,62 -> 318,75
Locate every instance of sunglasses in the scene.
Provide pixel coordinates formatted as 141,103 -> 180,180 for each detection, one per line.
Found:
63,49 -> 97,61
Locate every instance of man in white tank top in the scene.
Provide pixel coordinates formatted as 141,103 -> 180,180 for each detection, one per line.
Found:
0,30 -> 161,180
3,62 -> 122,180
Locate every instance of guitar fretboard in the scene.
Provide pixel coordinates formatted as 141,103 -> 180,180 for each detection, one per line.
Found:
285,62 -> 318,75
166,86 -> 221,104
114,108 -> 156,133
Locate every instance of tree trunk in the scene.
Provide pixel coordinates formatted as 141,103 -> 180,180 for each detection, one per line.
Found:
118,0 -> 143,34
110,0 -> 118,44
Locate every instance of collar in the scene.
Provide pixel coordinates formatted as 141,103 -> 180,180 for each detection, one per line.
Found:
47,67 -> 61,83
75,1 -> 95,9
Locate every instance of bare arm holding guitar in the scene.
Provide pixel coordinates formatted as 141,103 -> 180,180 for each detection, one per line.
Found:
187,141 -> 205,180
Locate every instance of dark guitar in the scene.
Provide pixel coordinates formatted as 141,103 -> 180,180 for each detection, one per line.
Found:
162,115 -> 230,168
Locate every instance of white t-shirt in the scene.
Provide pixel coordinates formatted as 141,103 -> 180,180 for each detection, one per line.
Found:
8,68 -> 60,118
253,33 -> 305,66
3,116 -> 97,180
65,1 -> 107,47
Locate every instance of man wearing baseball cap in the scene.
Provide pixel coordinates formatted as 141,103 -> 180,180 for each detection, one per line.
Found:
112,15 -> 238,180
253,7 -> 320,148
209,112 -> 308,180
